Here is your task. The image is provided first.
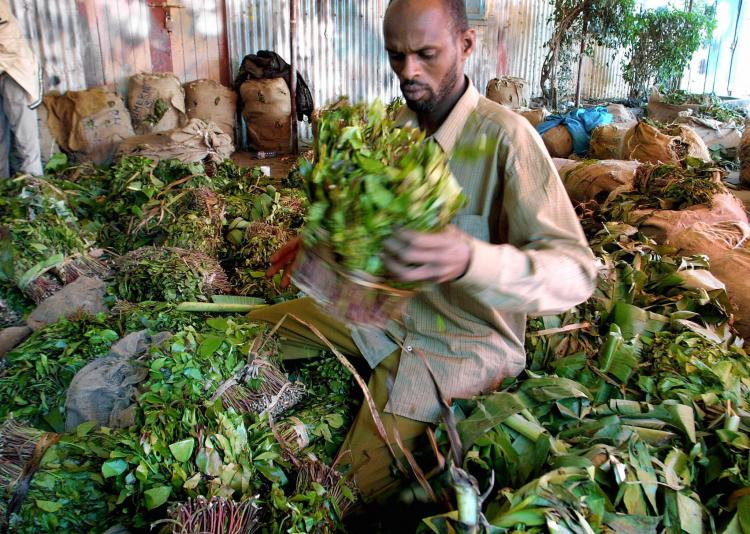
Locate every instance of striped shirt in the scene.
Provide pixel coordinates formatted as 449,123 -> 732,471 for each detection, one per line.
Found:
351,79 -> 596,423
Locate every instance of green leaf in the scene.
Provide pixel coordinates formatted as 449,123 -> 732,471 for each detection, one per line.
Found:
457,392 -> 526,449
169,438 -> 195,463
102,459 -> 129,478
76,420 -> 97,437
35,500 -> 63,513
677,492 -> 703,534
144,486 -> 172,510
198,335 -> 224,359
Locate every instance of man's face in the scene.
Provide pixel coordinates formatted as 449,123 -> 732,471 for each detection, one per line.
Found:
383,0 -> 474,113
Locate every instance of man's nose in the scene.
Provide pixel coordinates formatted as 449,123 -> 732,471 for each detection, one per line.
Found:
401,55 -> 420,81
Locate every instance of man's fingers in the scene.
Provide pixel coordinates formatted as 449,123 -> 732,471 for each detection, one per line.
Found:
383,256 -> 443,284
383,246 -> 438,267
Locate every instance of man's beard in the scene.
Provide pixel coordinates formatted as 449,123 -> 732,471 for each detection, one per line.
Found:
402,67 -> 460,114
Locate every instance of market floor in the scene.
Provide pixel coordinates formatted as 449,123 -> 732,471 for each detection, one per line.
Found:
231,151 -> 300,178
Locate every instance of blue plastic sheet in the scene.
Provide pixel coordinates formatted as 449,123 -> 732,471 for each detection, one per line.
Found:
536,107 -> 613,156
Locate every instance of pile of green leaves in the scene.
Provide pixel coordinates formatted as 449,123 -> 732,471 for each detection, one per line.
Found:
300,100 -> 465,279
661,90 -> 746,124
601,158 -> 726,222
0,175 -> 96,302
115,247 -> 229,303
420,221 -> 748,533
281,353 -> 359,463
5,429 -> 117,533
95,319 -> 293,528
0,314 -> 119,431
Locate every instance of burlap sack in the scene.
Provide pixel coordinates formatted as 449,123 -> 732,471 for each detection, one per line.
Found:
670,221 -> 750,262
589,123 -> 634,160
560,160 -> 640,203
647,89 -> 703,123
515,108 -> 548,127
64,330 -> 171,431
552,158 -> 578,175
542,125 -> 574,158
667,124 -> 712,162
622,121 -> 679,164
486,77 -> 529,108
240,78 -> 292,153
36,104 -> 60,165
740,123 -> 750,186
675,116 -> 743,151
627,193 -> 749,244
671,221 -> 750,340
128,72 -> 187,134
607,104 -> 636,124
184,79 -> 237,142
117,118 -> 234,164
622,122 -> 710,164
43,87 -> 135,165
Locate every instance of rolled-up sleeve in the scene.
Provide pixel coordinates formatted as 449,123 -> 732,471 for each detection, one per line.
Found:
452,120 -> 596,315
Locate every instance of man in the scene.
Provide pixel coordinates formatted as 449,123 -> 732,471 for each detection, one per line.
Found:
0,0 -> 43,178
252,0 -> 596,502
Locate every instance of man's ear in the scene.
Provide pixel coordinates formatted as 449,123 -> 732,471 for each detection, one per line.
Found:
460,28 -> 477,59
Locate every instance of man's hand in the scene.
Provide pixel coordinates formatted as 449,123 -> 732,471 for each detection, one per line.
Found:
267,236 -> 302,288
382,225 -> 473,284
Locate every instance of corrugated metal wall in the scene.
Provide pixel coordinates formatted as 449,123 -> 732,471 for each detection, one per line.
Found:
226,0 -> 629,139
11,0 -> 633,144
10,0 -> 228,95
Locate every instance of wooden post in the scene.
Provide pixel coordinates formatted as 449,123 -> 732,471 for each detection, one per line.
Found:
574,14 -> 589,108
290,0 -> 299,154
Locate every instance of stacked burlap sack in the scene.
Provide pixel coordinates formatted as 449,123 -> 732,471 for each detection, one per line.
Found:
184,79 -> 238,143
553,157 -> 747,245
127,72 -> 187,134
43,87 -> 135,165
117,119 -> 234,164
670,221 -> 750,340
553,159 -> 640,204
239,78 -> 292,153
486,77 -> 530,108
588,120 -> 712,163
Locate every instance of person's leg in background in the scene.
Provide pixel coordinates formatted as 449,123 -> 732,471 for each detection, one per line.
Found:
0,75 -> 11,179
0,73 -> 42,177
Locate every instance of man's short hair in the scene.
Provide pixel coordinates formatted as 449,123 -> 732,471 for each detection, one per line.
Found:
442,0 -> 470,33
387,0 -> 470,33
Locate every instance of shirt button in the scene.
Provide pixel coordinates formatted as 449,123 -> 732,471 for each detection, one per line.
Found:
406,345 -> 413,352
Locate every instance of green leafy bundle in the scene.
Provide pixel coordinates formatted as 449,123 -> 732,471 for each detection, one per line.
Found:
98,320 -> 290,527
300,100 -> 466,279
115,247 -> 230,303
420,222 -> 748,533
4,429 -> 117,534
0,177 -> 98,303
0,315 -> 119,431
662,90 -> 746,124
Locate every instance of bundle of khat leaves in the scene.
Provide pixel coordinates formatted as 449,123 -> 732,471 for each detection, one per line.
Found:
115,247 -> 230,303
164,496 -> 261,534
299,100 -> 465,280
0,199 -> 102,304
0,315 -> 119,431
633,158 -> 726,210
226,221 -> 297,301
0,421 -> 116,534
162,187 -> 226,257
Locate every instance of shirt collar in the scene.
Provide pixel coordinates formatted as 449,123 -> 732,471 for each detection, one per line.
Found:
394,77 -> 480,154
